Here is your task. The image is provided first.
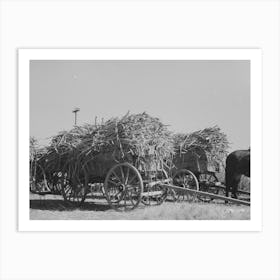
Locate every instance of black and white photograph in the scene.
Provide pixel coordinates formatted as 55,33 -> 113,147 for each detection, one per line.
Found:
2,1 -> 280,280
25,50 -> 256,223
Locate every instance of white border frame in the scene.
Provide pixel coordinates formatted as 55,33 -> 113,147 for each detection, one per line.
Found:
18,48 -> 262,231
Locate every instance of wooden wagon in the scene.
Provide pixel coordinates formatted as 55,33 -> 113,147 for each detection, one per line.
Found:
48,150 -> 171,211
30,146 -> 251,210
171,147 -> 225,202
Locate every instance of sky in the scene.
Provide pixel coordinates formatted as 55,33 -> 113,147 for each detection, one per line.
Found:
30,60 -> 250,152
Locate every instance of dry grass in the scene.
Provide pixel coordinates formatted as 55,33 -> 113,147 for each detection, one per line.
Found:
30,194 -> 250,220
140,202 -> 249,220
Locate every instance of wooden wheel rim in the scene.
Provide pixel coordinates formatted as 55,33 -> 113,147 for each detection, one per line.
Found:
172,169 -> 199,201
104,163 -> 143,211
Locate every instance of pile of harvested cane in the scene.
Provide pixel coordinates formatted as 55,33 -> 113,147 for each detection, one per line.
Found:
30,137 -> 37,162
42,112 -> 175,173
173,126 -> 230,164
30,137 -> 47,162
31,113 -> 230,177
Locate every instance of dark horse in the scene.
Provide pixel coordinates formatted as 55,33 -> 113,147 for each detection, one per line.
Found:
225,149 -> 250,199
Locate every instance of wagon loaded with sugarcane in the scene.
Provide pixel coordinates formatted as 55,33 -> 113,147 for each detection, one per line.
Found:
171,126 -> 229,202
30,113 -> 174,211
168,126 -> 250,204
30,112 -> 250,211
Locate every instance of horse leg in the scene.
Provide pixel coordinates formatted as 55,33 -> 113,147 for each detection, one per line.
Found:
225,167 -> 233,202
231,174 -> 241,199
225,184 -> 230,201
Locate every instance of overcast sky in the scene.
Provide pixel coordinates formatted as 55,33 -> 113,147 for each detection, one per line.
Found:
30,60 -> 250,152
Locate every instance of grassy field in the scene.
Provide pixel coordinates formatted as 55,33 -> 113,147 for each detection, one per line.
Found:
30,193 -> 250,220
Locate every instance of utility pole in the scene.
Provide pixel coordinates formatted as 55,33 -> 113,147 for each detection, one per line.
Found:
72,107 -> 80,125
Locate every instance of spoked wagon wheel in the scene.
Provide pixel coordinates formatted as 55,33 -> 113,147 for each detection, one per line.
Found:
61,171 -> 88,207
104,163 -> 143,211
142,170 -> 169,206
197,172 -> 220,202
172,169 -> 199,202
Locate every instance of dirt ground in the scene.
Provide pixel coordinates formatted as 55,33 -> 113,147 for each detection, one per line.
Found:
30,193 -> 250,220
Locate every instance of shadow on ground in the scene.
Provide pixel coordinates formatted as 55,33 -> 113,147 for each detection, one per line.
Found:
30,199 -> 111,212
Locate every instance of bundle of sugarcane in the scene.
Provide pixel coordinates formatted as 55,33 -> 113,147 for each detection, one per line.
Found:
49,124 -> 96,154
99,112 -> 174,160
30,137 -> 37,162
44,112 -> 174,172
173,126 -> 230,163
30,137 -> 47,162
37,125 -> 96,173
